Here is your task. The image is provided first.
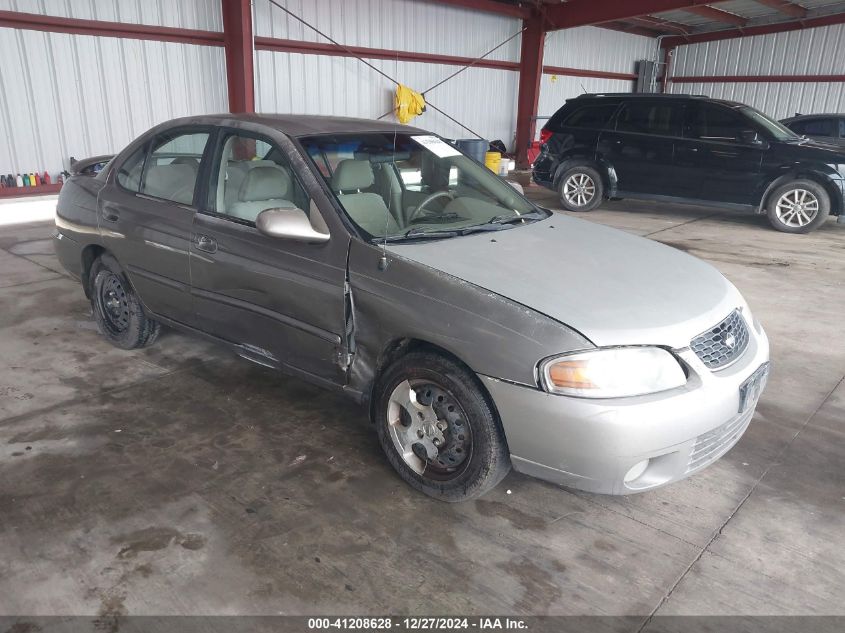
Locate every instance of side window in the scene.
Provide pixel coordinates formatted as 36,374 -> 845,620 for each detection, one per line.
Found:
212,133 -> 314,224
116,145 -> 147,192
562,104 -> 620,130
615,102 -> 680,136
686,104 -> 755,142
140,131 -> 209,205
795,118 -> 835,137
839,119 -> 845,138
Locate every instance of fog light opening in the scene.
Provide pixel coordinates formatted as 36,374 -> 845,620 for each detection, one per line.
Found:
624,459 -> 650,484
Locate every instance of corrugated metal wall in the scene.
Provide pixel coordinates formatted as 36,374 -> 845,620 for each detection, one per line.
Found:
0,0 -> 226,177
668,23 -> 845,119
253,0 -> 522,145
0,0 -> 223,30
537,26 -> 654,137
0,0 -> 653,175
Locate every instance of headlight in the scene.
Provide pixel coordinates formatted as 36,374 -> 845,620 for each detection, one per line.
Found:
540,347 -> 687,398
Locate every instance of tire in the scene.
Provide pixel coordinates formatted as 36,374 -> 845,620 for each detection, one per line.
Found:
557,165 -> 604,211
373,351 -> 511,502
89,253 -> 160,349
766,179 -> 830,234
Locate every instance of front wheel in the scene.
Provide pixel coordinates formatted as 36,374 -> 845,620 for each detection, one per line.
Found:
90,253 -> 160,349
374,352 -> 510,502
557,165 -> 604,211
766,180 -> 830,233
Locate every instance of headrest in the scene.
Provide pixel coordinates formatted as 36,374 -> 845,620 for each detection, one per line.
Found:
238,165 -> 291,202
331,159 -> 374,192
144,164 -> 196,198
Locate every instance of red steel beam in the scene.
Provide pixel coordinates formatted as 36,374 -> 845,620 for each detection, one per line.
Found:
601,20 -> 666,38
542,1 -> 728,30
420,0 -> 531,19
515,15 -> 545,169
662,11 -> 845,45
629,15 -> 692,34
751,0 -> 808,18
0,9 -> 224,45
543,65 -> 637,81
681,5 -> 748,25
222,0 -> 254,113
671,73 -> 845,83
254,36 -> 520,71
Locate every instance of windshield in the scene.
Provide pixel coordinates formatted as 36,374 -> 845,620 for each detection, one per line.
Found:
300,132 -> 543,241
741,106 -> 800,141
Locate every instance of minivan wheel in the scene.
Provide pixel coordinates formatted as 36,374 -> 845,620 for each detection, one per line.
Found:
766,180 -> 830,233
557,166 -> 604,211
90,253 -> 160,349
374,352 -> 510,502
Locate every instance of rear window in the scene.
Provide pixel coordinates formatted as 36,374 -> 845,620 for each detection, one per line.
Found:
547,101 -> 619,131
560,104 -> 619,129
615,101 -> 681,136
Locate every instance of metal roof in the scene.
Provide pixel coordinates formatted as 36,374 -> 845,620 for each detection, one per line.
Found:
491,0 -> 845,37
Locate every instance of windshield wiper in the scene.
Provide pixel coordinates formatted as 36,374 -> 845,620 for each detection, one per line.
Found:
377,227 -> 461,243
486,210 -> 547,225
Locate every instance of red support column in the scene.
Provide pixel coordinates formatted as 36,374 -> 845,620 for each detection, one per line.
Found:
661,46 -> 675,93
514,14 -> 545,169
222,0 -> 254,113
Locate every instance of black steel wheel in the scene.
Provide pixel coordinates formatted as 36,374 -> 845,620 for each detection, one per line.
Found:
90,253 -> 160,349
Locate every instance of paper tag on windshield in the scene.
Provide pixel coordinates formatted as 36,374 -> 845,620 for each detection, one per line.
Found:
411,135 -> 461,158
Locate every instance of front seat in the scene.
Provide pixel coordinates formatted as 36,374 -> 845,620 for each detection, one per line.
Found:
331,160 -> 400,236
228,165 -> 296,221
143,164 -> 196,205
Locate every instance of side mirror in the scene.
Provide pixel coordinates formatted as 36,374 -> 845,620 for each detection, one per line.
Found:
256,207 -> 330,244
740,130 -> 766,146
505,180 -> 524,194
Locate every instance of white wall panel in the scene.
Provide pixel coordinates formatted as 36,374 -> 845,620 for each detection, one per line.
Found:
253,0 -> 522,62
544,26 -> 656,74
668,23 -> 845,118
0,29 -> 227,176
0,0 -> 223,31
255,50 -> 519,144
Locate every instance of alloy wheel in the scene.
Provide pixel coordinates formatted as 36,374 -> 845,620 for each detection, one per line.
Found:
775,188 -> 819,228
386,379 -> 472,481
562,172 -> 597,208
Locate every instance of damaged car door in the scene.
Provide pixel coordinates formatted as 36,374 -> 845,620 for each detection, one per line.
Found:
189,126 -> 349,385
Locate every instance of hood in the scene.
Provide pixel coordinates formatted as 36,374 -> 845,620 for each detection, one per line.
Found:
387,215 -> 743,349
772,139 -> 845,163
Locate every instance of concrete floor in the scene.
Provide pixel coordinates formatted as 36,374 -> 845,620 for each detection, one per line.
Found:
0,191 -> 843,622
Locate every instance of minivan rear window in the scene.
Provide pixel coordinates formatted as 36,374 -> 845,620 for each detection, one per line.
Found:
560,104 -> 620,130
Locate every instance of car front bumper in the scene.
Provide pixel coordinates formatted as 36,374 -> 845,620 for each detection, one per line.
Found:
481,316 -> 770,495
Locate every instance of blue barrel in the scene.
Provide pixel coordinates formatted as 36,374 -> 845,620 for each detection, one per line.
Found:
455,139 -> 488,164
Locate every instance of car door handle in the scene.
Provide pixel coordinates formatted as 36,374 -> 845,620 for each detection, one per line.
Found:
102,208 -> 119,222
195,234 -> 217,253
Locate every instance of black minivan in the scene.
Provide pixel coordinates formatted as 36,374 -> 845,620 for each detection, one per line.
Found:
533,93 -> 845,233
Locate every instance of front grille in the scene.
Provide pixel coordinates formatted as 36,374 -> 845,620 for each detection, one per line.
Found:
686,408 -> 753,473
690,309 -> 749,370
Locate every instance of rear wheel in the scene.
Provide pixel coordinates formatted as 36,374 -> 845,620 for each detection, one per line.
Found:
766,180 -> 830,233
90,253 -> 160,349
374,352 -> 510,502
557,165 -> 604,211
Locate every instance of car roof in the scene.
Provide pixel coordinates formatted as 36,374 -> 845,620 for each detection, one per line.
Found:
164,113 -> 429,137
572,93 -> 746,109
781,113 -> 844,122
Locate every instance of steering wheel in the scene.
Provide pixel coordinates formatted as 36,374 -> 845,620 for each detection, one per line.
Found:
408,190 -> 455,223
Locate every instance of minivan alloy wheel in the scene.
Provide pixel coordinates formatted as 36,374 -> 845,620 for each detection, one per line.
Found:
775,188 -> 819,228
387,378 -> 472,480
562,173 -> 597,208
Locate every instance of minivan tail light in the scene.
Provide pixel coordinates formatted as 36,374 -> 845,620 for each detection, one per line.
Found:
539,128 -> 552,145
